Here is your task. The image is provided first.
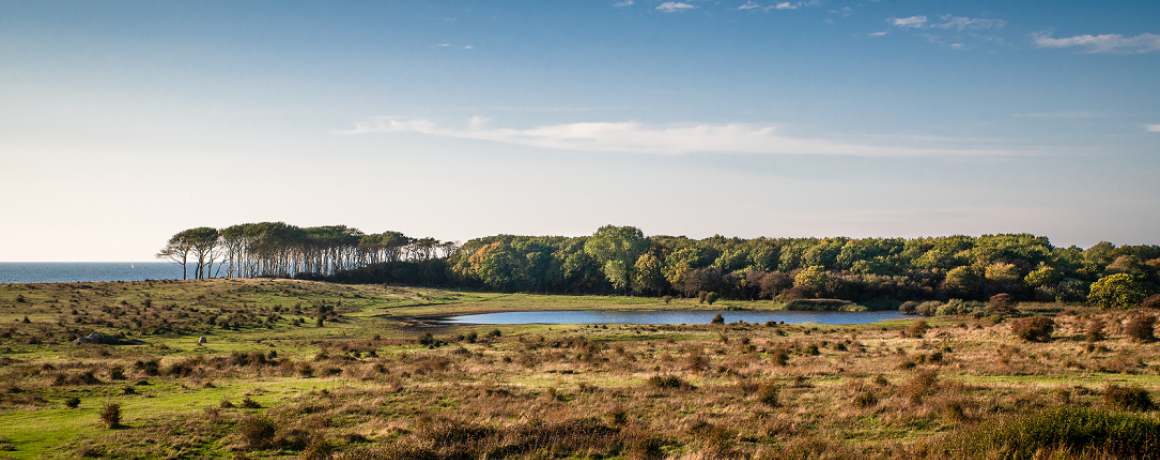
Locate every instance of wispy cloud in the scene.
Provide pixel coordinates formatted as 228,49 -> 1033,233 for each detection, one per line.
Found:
1010,111 -> 1105,119
830,7 -> 852,17
435,43 -> 451,47
892,16 -> 927,28
773,2 -> 799,10
1033,32 -> 1160,54
738,1 -> 761,10
1148,124 -> 1160,132
613,0 -> 633,7
868,31 -> 888,37
344,117 -> 1023,157
656,2 -> 696,13
893,15 -> 1004,30
931,16 -> 1006,31
463,45 -> 473,50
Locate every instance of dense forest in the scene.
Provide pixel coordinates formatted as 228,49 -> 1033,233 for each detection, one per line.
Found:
159,223 -> 1160,306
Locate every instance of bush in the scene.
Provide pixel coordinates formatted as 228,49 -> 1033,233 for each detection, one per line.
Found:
936,299 -> 974,316
1105,385 -> 1156,412
1126,315 -> 1157,342
710,313 -> 725,325
99,403 -> 121,429
65,397 -> 81,409
899,301 -> 918,315
241,415 -> 277,449
936,407 -> 1160,459
915,301 -> 942,317
646,375 -> 695,391
240,396 -> 261,409
1011,316 -> 1054,342
906,320 -> 930,338
757,382 -> 779,407
1086,319 -> 1106,342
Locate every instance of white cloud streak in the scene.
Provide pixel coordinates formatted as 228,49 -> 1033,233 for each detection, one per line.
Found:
738,1 -> 761,10
932,16 -> 1005,31
344,118 -> 1022,157
1148,124 -> 1160,132
892,16 -> 927,28
893,15 -> 1004,30
656,2 -> 696,12
613,0 -> 633,7
1033,32 -> 1160,54
868,31 -> 888,37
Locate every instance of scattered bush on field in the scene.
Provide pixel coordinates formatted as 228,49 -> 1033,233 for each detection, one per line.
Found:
1126,315 -> 1157,342
1011,316 -> 1054,342
935,407 -> 1160,459
1104,385 -> 1156,412
99,403 -> 121,429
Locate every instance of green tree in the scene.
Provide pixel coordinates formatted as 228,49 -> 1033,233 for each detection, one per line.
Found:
944,266 -> 982,298
631,253 -> 667,295
793,266 -> 830,298
584,225 -> 648,294
1088,274 -> 1149,310
157,232 -> 194,280
1025,266 -> 1062,288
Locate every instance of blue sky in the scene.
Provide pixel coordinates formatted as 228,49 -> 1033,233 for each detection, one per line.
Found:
1,0 -> 1158,261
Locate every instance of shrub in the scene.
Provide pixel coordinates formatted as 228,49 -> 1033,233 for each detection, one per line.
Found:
65,397 -> 81,408
710,313 -> 725,325
853,391 -> 878,408
486,329 -> 502,338
900,370 -> 940,404
936,299 -> 973,316
915,301 -> 942,317
1126,315 -> 1157,342
240,396 -> 261,409
757,382 -> 779,407
899,301 -> 918,315
989,292 -> 1014,308
241,415 -> 277,449
938,407 -> 1160,459
1086,319 -> 1106,342
646,375 -> 695,391
906,320 -> 929,338
99,403 -> 121,429
1104,385 -> 1155,412
1011,316 -> 1054,342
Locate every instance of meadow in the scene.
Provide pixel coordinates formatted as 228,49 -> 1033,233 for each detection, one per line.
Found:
1,279 -> 1158,459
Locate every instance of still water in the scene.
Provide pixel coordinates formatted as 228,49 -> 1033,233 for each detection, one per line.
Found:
438,310 -> 907,326
0,262 -> 185,284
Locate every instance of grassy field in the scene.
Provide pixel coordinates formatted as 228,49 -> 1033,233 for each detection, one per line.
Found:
1,279 -> 1159,459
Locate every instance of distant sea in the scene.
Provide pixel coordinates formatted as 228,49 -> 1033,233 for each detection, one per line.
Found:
0,262 -> 186,284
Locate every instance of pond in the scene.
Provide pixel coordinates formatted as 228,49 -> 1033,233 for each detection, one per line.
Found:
434,310 -> 908,326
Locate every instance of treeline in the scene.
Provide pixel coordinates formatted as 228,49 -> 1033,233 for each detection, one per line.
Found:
161,224 -> 1160,305
157,222 -> 457,280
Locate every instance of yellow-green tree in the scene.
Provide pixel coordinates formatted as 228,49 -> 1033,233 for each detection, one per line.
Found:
1088,274 -> 1148,310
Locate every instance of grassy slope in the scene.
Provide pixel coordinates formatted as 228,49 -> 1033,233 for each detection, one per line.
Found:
0,279 -> 1157,459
